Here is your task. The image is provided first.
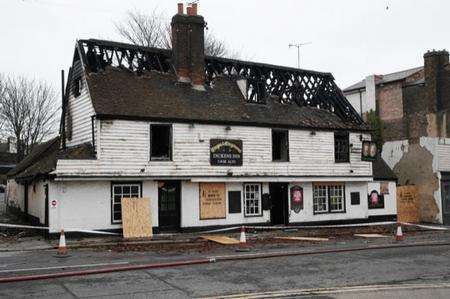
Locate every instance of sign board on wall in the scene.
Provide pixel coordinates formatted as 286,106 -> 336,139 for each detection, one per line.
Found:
361,140 -> 377,161
210,139 -> 243,166
290,185 -> 303,213
199,183 -> 226,219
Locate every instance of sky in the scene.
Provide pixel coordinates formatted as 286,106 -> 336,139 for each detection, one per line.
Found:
0,0 -> 449,94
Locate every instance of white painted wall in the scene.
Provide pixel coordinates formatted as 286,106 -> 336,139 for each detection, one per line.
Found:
56,120 -> 372,178
345,90 -> 367,116
367,181 -> 397,217
65,59 -> 96,147
181,181 -> 270,227
381,140 -> 409,170
288,182 -> 369,223
27,180 -> 48,224
6,179 -> 23,210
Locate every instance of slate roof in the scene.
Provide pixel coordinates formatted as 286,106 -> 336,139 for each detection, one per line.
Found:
343,66 -> 423,92
87,67 -> 368,131
372,158 -> 397,181
8,137 -> 95,180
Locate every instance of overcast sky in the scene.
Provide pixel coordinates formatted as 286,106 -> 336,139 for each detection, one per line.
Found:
0,0 -> 449,93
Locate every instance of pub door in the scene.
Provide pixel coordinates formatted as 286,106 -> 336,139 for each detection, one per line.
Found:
269,183 -> 289,225
158,181 -> 181,231
441,173 -> 450,225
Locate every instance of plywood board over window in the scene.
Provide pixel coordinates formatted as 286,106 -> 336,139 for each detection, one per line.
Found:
397,186 -> 419,223
121,197 -> 152,239
199,183 -> 226,220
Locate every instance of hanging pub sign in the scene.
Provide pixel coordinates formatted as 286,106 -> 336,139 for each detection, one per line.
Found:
368,190 -> 385,209
210,139 -> 243,166
361,140 -> 377,161
290,185 -> 303,213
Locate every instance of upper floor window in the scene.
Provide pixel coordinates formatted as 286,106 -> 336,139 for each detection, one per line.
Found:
73,77 -> 82,97
150,124 -> 172,161
272,129 -> 289,161
334,132 -> 349,163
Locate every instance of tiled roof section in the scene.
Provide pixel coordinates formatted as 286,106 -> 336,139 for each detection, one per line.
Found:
8,138 -> 95,180
86,67 -> 368,131
372,158 -> 397,181
0,152 -> 17,165
344,66 -> 423,92
77,39 -> 365,127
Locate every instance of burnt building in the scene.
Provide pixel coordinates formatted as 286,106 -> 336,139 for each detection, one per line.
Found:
7,4 -> 390,233
344,50 -> 450,225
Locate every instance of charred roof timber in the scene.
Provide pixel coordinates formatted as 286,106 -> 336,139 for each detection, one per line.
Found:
76,4 -> 363,126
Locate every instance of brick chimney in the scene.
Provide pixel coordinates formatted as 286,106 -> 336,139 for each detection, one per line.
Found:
171,3 -> 206,91
424,49 -> 449,112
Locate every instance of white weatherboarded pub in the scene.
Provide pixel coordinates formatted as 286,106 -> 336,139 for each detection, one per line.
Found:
6,4 -> 395,234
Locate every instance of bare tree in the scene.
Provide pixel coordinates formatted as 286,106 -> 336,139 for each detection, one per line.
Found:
115,9 -> 232,58
0,74 -> 59,161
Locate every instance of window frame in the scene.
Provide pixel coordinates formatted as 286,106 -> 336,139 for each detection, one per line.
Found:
243,183 -> 263,217
334,132 -> 350,163
110,182 -> 143,224
150,124 -> 173,161
313,183 -> 346,215
271,129 -> 290,162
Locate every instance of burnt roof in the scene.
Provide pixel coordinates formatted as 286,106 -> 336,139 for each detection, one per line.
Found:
77,39 -> 366,130
372,158 -> 397,181
87,67 -> 366,131
8,138 -> 95,181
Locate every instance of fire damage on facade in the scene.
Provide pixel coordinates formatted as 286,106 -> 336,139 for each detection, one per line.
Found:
6,4 -> 393,234
344,50 -> 450,225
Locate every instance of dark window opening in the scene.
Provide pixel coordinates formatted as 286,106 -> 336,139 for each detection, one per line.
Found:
228,191 -> 242,214
73,77 -> 82,97
272,129 -> 289,161
350,192 -> 360,205
335,132 -> 349,163
151,124 -> 172,160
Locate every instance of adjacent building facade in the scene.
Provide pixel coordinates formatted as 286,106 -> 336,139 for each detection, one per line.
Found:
344,50 -> 450,225
7,4 -> 394,234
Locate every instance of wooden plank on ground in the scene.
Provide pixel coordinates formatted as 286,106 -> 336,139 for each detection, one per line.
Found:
354,234 -> 388,238
274,236 -> 329,242
202,235 -> 240,245
121,197 -> 152,239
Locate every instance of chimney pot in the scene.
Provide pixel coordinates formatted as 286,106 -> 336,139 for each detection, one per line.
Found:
177,3 -> 184,14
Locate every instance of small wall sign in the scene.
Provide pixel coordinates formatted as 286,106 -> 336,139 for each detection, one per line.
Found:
290,185 -> 303,213
361,140 -> 377,161
368,190 -> 384,209
51,199 -> 58,209
210,139 -> 243,166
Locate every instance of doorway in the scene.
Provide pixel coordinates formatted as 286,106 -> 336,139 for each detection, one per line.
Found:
441,173 -> 450,225
158,181 -> 181,231
269,183 -> 289,225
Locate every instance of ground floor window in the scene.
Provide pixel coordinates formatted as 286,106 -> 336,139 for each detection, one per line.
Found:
313,183 -> 345,214
244,183 -> 262,216
111,183 -> 141,223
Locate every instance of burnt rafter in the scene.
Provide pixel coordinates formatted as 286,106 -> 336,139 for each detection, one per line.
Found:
77,39 -> 363,125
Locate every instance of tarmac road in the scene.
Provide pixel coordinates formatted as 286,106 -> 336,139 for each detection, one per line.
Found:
1,243 -> 450,298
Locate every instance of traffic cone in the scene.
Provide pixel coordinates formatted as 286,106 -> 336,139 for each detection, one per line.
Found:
236,226 -> 250,252
395,224 -> 404,241
55,229 -> 70,257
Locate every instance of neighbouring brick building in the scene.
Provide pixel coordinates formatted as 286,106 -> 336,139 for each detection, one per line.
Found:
344,50 -> 450,225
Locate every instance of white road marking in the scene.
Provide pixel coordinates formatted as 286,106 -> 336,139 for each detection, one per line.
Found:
0,261 -> 130,273
203,282 -> 450,299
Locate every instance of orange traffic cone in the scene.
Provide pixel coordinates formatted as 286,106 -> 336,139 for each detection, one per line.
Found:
236,226 -> 250,252
55,229 -> 70,257
395,224 -> 404,241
